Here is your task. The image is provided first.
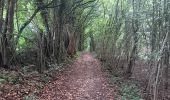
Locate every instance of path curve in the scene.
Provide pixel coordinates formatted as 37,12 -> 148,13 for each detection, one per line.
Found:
39,53 -> 115,100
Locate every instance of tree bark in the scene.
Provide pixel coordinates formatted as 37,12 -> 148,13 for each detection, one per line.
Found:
126,0 -> 139,77
1,0 -> 15,67
35,0 -> 52,57
0,0 -> 4,67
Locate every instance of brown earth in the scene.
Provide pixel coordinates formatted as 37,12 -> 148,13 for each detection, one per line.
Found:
38,53 -> 116,100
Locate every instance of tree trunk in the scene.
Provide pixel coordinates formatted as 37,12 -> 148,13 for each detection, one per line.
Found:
0,0 -> 4,67
37,30 -> 46,73
0,0 -> 4,31
1,0 -> 15,67
126,0 -> 139,77
35,0 -> 52,57
90,32 -> 95,52
78,32 -> 84,51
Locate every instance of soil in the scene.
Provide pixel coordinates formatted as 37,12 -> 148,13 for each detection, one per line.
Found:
38,52 -> 116,100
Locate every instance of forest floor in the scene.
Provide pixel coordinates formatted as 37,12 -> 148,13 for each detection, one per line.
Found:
0,52 -> 169,100
38,52 -> 117,100
0,52 -> 118,100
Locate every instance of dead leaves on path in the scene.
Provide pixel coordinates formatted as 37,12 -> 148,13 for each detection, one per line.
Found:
39,53 -> 116,100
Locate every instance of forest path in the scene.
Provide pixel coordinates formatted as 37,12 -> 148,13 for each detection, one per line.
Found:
39,52 -> 115,100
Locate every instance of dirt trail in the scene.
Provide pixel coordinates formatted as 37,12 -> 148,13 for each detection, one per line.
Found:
39,53 -> 115,100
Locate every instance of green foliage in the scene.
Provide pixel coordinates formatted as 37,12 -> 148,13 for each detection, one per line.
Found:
110,76 -> 122,85
9,77 -> 21,84
120,84 -> 141,100
14,0 -> 45,51
0,78 -> 6,84
84,37 -> 91,51
0,72 -> 21,85
110,76 -> 143,100
74,52 -> 81,59
24,94 -> 37,100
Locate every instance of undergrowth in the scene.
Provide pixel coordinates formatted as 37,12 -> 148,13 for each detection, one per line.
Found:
110,76 -> 143,100
0,60 -> 70,99
24,93 -> 38,100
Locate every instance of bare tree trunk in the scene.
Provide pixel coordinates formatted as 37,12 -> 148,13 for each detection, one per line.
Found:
164,47 -> 169,90
0,0 -> 4,67
78,32 -> 84,51
57,0 -> 64,62
1,0 -> 15,67
37,30 -> 46,73
7,0 -> 15,40
163,0 -> 170,92
151,0 -> 157,53
0,0 -> 4,31
126,0 -> 139,77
